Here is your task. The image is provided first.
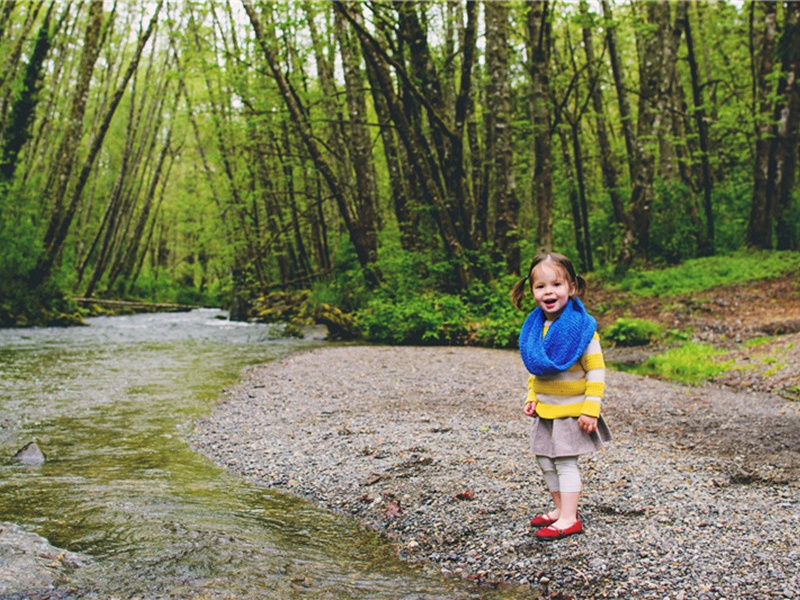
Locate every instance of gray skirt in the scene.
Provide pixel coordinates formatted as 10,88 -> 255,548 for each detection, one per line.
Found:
530,415 -> 612,458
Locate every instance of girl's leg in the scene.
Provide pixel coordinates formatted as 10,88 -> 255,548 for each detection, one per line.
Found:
551,456 -> 581,528
535,456 -> 561,519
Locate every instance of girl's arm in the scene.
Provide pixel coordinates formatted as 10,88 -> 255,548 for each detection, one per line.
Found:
579,333 -> 605,433
524,375 -> 537,417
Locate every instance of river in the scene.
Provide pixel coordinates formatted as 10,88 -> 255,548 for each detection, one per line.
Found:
0,310 -> 531,599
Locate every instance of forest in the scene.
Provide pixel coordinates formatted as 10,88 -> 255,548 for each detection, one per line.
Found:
0,0 -> 798,344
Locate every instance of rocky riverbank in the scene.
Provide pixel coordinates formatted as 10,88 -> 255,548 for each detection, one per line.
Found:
190,343 -> 800,599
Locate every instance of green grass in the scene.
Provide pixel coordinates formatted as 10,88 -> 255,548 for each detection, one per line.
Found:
610,250 -> 800,297
621,342 -> 735,384
602,318 -> 664,347
744,336 -> 772,348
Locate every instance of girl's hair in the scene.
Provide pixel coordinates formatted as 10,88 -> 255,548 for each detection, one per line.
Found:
510,252 -> 587,310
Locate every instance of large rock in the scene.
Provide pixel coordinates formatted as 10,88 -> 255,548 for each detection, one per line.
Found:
0,522 -> 93,596
12,441 -> 46,466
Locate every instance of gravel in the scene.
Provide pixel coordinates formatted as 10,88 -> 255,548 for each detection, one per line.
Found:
191,342 -> 800,599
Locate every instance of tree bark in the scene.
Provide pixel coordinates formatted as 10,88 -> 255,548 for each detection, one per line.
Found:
774,1 -> 800,250
684,0 -> 714,255
747,1 -> 778,249
579,0 -> 625,231
526,0 -> 553,255
486,1 -> 520,273
335,4 -> 381,251
628,0 -> 683,261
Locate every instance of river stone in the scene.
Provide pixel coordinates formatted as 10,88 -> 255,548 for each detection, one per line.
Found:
0,522 -> 93,595
12,441 -> 45,465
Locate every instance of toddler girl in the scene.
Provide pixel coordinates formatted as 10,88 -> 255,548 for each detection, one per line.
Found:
511,252 -> 611,540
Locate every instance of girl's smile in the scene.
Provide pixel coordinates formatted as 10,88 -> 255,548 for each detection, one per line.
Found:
531,263 -> 575,319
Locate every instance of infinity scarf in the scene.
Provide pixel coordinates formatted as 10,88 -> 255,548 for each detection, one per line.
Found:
519,297 -> 597,376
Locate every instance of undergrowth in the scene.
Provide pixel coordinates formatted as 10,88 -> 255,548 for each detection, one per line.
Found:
610,250 -> 800,297
626,342 -> 735,384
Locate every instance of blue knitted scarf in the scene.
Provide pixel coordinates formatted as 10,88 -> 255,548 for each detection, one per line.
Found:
519,297 -> 597,376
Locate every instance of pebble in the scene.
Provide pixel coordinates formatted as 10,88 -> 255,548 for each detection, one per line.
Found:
191,345 -> 800,599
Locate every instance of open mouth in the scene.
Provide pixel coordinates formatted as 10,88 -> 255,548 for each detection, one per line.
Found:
543,299 -> 558,310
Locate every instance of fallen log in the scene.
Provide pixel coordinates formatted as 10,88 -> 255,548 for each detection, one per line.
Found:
73,298 -> 203,312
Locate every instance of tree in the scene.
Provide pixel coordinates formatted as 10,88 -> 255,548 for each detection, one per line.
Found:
526,0 -> 554,255
486,1 -> 520,273
0,2 -> 53,183
628,1 -> 683,261
774,1 -> 800,250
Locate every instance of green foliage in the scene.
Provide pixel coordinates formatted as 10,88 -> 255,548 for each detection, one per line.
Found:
313,243 -> 527,347
461,273 -> 527,349
357,292 -> 471,345
611,250 -> 800,297
634,343 -> 734,384
649,180 -> 705,264
126,270 -> 222,307
308,241 -> 368,313
0,186 -> 82,326
602,318 -> 664,347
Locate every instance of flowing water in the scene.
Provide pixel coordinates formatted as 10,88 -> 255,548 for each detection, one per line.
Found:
0,310 -> 532,599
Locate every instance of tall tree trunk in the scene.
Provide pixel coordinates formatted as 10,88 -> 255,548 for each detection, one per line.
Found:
572,122 -> 593,271
684,0 -> 714,255
526,0 -> 553,255
395,1 -> 477,250
335,4 -> 381,250
280,122 -> 313,279
774,1 -> 800,251
628,1 -> 683,261
747,1 -> 779,249
600,0 -> 637,264
188,9 -> 266,289
486,1 -> 520,273
580,0 -> 625,230
305,4 -> 353,201
116,125 -> 174,290
556,125 -> 587,269
364,50 -> 416,250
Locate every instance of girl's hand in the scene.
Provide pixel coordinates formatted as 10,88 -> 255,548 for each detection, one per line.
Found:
578,414 -> 598,434
524,402 -> 537,418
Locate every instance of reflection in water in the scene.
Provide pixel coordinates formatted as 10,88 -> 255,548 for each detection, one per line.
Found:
0,311 -> 532,599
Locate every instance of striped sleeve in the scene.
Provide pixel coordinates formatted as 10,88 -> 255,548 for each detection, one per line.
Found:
580,333 -> 605,417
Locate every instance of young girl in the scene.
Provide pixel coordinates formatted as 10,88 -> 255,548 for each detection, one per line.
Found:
511,252 -> 611,540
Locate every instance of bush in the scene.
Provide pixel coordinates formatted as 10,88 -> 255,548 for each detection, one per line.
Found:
602,318 -> 663,347
357,293 -> 471,345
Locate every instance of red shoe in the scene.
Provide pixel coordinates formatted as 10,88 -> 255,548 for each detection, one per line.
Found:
530,513 -> 558,527
534,520 -> 583,541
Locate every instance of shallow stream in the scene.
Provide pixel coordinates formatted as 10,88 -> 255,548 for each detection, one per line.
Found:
0,310 -> 529,599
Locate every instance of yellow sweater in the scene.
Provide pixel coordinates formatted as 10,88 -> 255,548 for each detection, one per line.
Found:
525,327 -> 605,419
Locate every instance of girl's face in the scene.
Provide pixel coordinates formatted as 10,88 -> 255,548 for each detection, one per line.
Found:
531,262 -> 575,318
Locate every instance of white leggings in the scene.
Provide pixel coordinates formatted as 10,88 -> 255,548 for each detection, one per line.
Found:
536,455 -> 581,493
